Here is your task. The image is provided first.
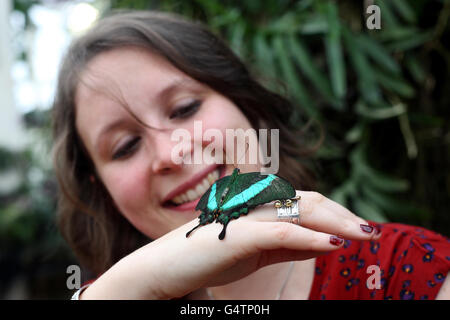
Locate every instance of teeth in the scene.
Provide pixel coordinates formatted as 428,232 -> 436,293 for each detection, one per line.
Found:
201,178 -> 210,190
186,190 -> 197,201
195,182 -> 206,195
207,170 -> 219,184
171,168 -> 220,205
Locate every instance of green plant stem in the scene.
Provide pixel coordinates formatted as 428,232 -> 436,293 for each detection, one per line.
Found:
398,111 -> 418,159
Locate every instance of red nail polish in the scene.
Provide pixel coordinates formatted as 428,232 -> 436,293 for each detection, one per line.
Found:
330,236 -> 344,246
360,224 -> 374,233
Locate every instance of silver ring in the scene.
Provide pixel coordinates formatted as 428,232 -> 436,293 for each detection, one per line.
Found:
275,196 -> 301,225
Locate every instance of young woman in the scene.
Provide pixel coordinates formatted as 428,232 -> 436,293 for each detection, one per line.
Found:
52,11 -> 450,300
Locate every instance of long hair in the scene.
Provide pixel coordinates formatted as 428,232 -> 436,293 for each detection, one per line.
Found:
52,10 -> 321,275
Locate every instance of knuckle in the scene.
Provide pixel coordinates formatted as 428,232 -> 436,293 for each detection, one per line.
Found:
273,223 -> 291,242
310,191 -> 325,204
308,232 -> 321,251
341,219 -> 357,236
302,191 -> 325,214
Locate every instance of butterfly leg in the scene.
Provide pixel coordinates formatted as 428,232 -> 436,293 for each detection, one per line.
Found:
185,211 -> 216,238
218,214 -> 231,240
217,208 -> 250,240
217,212 -> 237,240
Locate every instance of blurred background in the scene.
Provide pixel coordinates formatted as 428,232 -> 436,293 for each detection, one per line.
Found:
0,0 -> 449,299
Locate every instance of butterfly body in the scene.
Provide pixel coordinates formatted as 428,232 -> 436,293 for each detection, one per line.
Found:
186,168 -> 296,240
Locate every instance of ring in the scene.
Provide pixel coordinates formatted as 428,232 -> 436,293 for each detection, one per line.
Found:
275,196 -> 301,225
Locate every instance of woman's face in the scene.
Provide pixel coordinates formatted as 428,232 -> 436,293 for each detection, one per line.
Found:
75,47 -> 258,239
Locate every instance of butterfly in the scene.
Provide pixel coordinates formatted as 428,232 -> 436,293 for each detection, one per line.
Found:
186,168 -> 296,240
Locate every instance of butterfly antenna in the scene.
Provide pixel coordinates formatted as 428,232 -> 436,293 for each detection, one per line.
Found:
224,141 -> 250,169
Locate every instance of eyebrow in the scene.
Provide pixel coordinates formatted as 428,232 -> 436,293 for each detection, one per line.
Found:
94,77 -> 200,151
95,119 -> 129,153
157,77 -> 199,104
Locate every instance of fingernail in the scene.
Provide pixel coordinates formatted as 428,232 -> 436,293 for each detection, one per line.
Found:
375,226 -> 382,236
330,236 -> 344,246
360,224 -> 374,234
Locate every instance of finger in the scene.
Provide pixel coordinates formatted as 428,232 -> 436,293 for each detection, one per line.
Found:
230,220 -> 345,254
296,191 -> 382,240
257,249 -> 328,268
249,191 -> 382,241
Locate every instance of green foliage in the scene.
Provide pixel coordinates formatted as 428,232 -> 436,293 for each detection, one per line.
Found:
109,0 -> 450,232
0,110 -> 77,298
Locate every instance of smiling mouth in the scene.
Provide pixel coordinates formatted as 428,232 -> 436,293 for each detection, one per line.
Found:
163,165 -> 225,208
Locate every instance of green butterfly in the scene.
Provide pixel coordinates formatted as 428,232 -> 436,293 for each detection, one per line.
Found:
186,168 -> 296,240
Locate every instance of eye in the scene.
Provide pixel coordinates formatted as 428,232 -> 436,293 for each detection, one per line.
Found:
169,100 -> 202,120
112,136 -> 141,160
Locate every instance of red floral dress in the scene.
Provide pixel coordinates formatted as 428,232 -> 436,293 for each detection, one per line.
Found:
308,222 -> 450,300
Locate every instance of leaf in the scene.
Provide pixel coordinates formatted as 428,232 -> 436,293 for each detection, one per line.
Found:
324,1 -> 346,99
353,198 -> 389,223
390,0 -> 416,24
398,112 -> 418,159
193,0 -> 226,15
330,186 -> 347,207
345,122 -> 366,143
296,0 -> 315,11
272,36 -> 317,118
405,54 -> 426,83
377,27 -> 420,41
361,183 -> 425,218
229,21 -> 246,58
253,33 -> 277,81
210,8 -> 240,28
355,100 -> 406,120
329,180 -> 357,207
386,31 -> 433,51
373,69 -> 415,98
287,35 -> 340,108
299,14 -> 328,34
358,163 -> 410,193
343,27 -> 382,105
351,146 -> 410,193
316,142 -> 344,159
357,35 -> 401,74
264,12 -> 302,34
375,0 -> 399,28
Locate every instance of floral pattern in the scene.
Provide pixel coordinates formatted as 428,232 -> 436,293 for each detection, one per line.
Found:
309,223 -> 450,300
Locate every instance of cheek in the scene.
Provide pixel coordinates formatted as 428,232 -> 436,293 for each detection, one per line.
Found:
100,162 -> 151,214
200,96 -> 252,133
98,162 -> 175,240
199,97 -> 260,171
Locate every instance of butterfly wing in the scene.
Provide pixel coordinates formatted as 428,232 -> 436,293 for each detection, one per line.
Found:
187,175 -> 231,238
195,175 -> 231,212
245,174 -> 296,207
220,172 -> 295,212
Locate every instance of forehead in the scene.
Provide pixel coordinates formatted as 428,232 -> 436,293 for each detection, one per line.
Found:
76,46 -> 185,101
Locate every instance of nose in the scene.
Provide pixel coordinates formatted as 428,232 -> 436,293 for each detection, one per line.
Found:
150,130 -> 186,175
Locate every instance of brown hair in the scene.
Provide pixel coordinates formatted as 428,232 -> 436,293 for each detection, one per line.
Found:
52,10 -> 320,275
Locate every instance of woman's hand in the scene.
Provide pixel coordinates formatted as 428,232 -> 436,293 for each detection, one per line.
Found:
81,190 -> 381,299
